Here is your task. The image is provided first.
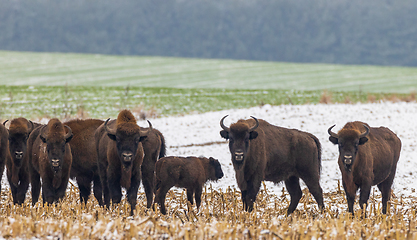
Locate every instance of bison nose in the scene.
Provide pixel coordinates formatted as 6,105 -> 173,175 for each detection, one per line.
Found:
122,152 -> 133,161
15,151 -> 23,159
344,155 -> 352,165
235,151 -> 244,162
51,159 -> 60,167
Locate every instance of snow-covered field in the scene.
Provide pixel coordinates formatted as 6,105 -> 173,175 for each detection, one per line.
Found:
2,101 -> 416,200
138,101 -> 417,198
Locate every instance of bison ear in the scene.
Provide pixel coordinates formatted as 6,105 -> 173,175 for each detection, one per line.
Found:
107,132 -> 117,141
359,137 -> 368,145
329,136 -> 338,144
220,130 -> 229,139
249,131 -> 258,140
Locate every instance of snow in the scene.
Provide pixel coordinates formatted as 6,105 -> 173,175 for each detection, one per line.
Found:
2,101 -> 416,199
137,101 -> 417,197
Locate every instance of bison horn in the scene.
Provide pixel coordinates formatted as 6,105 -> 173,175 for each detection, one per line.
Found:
28,120 -> 34,132
3,120 -> 8,126
64,125 -> 73,140
359,124 -> 370,138
249,116 -> 259,132
104,118 -> 117,136
220,115 -> 230,132
140,120 -> 153,135
328,125 -> 338,138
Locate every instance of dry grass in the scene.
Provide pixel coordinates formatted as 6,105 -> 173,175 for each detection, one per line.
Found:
1,183 -> 417,239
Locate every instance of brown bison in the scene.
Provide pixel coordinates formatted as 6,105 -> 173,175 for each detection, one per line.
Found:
95,110 -> 151,215
220,115 -> 324,214
28,118 -> 73,204
0,121 -> 8,196
154,156 -> 224,215
64,119 -> 104,205
328,121 -> 401,215
140,128 -> 166,208
5,118 -> 41,204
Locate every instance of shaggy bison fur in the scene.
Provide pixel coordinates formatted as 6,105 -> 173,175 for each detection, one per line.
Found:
220,116 -> 324,214
28,118 -> 73,204
328,121 -> 401,215
95,110 -> 151,215
154,156 -> 224,215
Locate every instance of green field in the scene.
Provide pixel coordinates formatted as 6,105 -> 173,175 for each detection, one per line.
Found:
0,50 -> 416,120
1,50 -> 417,92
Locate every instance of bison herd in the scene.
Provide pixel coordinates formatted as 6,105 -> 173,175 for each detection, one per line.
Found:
0,109 -> 401,216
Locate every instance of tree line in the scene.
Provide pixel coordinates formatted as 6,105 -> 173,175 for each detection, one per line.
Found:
1,0 -> 417,66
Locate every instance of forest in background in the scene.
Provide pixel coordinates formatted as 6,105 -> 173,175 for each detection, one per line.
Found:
1,0 -> 417,67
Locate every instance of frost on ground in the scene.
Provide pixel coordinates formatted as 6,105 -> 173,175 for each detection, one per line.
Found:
137,101 -> 417,198
1,102 -> 416,200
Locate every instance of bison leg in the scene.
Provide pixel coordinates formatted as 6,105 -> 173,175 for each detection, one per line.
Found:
186,189 -> 194,205
285,176 -> 302,215
358,184 -> 372,217
301,174 -> 324,211
97,161 -> 110,207
377,174 -> 395,215
30,168 -> 42,205
15,172 -> 30,204
244,180 -> 261,212
93,175 -> 104,205
41,182 -> 55,205
141,163 -> 155,208
126,176 -> 141,216
342,180 -> 357,215
195,186 -> 203,209
155,185 -> 171,215
76,175 -> 93,204
108,178 -> 122,204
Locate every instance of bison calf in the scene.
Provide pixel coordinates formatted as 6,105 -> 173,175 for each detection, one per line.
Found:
328,121 -> 401,215
220,115 -> 324,214
28,118 -> 73,204
154,156 -> 224,215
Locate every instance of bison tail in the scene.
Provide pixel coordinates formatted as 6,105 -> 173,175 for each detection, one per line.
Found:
158,132 -> 167,159
312,135 -> 322,176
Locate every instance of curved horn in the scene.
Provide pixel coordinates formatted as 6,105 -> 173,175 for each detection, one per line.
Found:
140,120 -> 153,135
64,125 -> 73,140
328,124 -> 338,138
360,125 -> 370,138
220,115 -> 230,132
28,120 -> 34,132
3,120 -> 8,126
104,118 -> 116,136
249,116 -> 259,132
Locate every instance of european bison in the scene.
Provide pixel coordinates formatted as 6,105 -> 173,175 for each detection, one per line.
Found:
28,118 -> 73,204
140,127 -> 166,208
328,121 -> 401,215
5,118 -> 41,204
154,156 -> 224,215
0,121 -> 8,196
95,110 -> 151,215
64,119 -> 104,205
220,115 -> 324,214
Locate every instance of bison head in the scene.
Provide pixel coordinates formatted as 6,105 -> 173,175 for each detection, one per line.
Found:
208,157 -> 224,180
6,118 -> 34,167
105,119 -> 151,170
40,120 -> 73,173
220,115 -> 259,167
328,124 -> 369,172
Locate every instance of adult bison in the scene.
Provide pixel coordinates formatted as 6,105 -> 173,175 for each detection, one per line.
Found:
140,127 -> 166,208
0,121 -> 8,196
28,118 -> 73,204
64,119 -> 104,205
220,115 -> 324,214
328,121 -> 401,215
5,118 -> 41,204
95,110 -> 151,215
154,156 -> 224,215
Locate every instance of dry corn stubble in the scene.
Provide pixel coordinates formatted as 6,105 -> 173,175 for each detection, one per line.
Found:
1,183 -> 417,239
